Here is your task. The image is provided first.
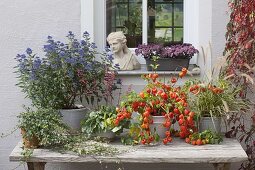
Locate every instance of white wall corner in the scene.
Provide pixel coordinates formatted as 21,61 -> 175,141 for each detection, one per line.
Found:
197,0 -> 212,77
81,0 -> 94,41
183,0 -> 199,64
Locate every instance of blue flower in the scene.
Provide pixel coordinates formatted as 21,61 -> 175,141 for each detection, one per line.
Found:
83,31 -> 89,37
30,71 -> 37,80
65,57 -> 76,65
59,51 -> 65,57
107,53 -> 114,62
78,49 -> 84,56
33,58 -> 42,70
67,31 -> 75,39
26,48 -> 32,55
18,63 -> 26,72
44,44 -> 54,53
81,40 -> 86,46
47,36 -> 52,39
104,47 -> 111,52
91,43 -> 97,49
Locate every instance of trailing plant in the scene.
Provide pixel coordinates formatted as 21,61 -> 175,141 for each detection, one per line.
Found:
18,107 -> 70,147
224,1 -> 255,169
184,129 -> 223,145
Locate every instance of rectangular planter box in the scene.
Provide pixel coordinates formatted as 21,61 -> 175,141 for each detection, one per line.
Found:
145,58 -> 190,71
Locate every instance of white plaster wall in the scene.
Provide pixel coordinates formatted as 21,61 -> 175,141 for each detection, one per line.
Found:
0,0 -> 80,169
0,0 -> 240,170
211,0 -> 229,65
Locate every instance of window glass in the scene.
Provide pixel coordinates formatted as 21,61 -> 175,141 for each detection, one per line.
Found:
106,0 -> 183,47
106,0 -> 142,47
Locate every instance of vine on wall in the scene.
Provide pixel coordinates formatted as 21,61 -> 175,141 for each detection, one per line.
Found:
224,0 -> 255,169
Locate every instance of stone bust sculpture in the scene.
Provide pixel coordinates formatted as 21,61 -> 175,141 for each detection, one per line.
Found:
107,31 -> 141,70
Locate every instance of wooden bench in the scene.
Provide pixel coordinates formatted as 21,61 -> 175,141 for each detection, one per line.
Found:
9,138 -> 247,170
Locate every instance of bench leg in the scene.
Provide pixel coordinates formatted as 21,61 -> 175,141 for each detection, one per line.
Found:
213,163 -> 230,170
27,162 -> 46,170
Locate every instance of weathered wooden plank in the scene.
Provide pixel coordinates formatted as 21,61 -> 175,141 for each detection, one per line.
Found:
9,138 -> 247,164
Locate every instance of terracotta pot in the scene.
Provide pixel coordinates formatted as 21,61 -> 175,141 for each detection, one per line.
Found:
21,128 -> 39,149
150,116 -> 168,138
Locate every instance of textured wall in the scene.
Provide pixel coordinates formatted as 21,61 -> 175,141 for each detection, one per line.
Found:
211,0 -> 229,65
0,0 -> 239,170
0,0 -> 80,169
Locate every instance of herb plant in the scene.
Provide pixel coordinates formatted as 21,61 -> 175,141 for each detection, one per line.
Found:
81,106 -> 118,135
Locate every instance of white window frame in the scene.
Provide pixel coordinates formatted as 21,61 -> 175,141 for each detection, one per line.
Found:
81,0 -> 201,64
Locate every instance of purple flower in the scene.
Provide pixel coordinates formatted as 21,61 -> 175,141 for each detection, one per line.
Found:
15,30 -> 116,110
26,48 -> 32,55
33,58 -> 42,70
81,40 -> 86,46
83,31 -> 89,37
136,43 -> 198,59
59,51 -> 65,57
91,43 -> 97,49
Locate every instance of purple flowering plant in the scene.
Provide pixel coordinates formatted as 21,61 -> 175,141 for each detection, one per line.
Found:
135,43 -> 199,59
15,31 -> 116,109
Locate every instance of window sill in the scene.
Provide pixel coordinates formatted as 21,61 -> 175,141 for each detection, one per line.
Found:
117,64 -> 200,76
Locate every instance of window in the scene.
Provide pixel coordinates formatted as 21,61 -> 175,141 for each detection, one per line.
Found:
106,0 -> 184,48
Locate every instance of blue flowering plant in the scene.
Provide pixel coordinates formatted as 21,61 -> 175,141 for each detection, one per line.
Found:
15,31 -> 116,109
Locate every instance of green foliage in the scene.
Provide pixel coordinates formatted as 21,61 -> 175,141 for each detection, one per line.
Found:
18,107 -> 70,147
189,130 -> 223,144
81,106 -> 118,135
185,78 -> 249,118
15,31 -> 114,109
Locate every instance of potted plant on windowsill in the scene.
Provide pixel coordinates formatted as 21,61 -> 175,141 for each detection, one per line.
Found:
14,31 -> 115,130
135,43 -> 199,71
185,78 -> 249,133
